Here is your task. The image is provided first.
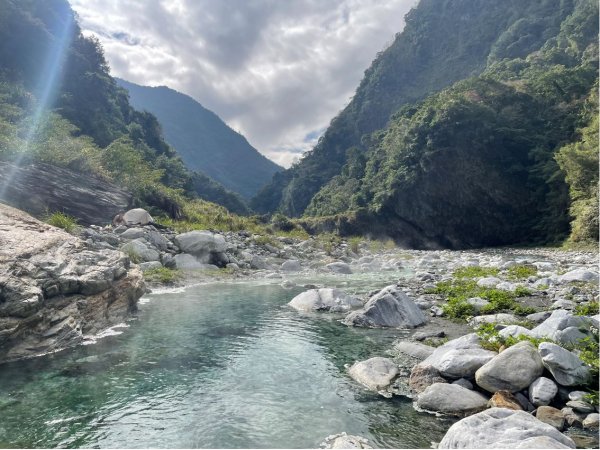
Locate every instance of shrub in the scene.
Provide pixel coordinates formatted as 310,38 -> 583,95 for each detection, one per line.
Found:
506,264 -> 538,280
45,211 -> 78,233
575,301 -> 600,316
143,267 -> 183,284
453,266 -> 499,279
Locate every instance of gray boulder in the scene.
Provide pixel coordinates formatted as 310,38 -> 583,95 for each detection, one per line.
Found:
120,239 -> 160,262
173,254 -> 217,271
342,285 -> 426,328
468,313 -> 520,327
529,376 -> 558,406
123,208 -> 153,226
559,268 -> 599,284
393,341 -> 435,360
477,277 -> 502,288
326,262 -> 352,274
174,231 -> 227,264
475,341 -> 544,393
119,228 -> 146,240
498,325 -> 532,339
421,333 -> 496,379
438,408 -> 576,449
538,342 -> 591,386
348,357 -> 398,392
529,310 -> 591,344
416,383 -> 488,417
139,261 -> 163,271
288,288 -> 362,313
281,260 -> 302,272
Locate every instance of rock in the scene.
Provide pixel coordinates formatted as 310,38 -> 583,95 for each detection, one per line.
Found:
568,434 -> 599,449
280,280 -> 295,289
468,313 -> 520,327
477,277 -> 502,288
413,330 -> 445,341
173,254 -> 214,270
0,161 -> 132,226
342,285 -> 426,328
174,231 -> 227,265
0,203 -> 144,363
467,297 -> 489,311
145,230 -> 170,251
416,383 -> 488,416
123,208 -> 153,226
288,288 -> 362,313
421,333 -> 496,379
536,406 -> 565,430
120,240 -> 160,262
393,341 -> 435,360
348,357 -> 398,392
515,392 -> 535,412
408,364 -> 447,393
561,407 -> 585,427
488,390 -> 523,410
250,255 -> 269,270
321,433 -> 372,449
538,342 -> 591,386
325,262 -> 352,274
226,263 -> 240,271
583,413 -> 599,430
452,378 -> 474,390
568,391 -> 588,402
438,408 -> 576,449
529,377 -> 558,406
552,299 -> 576,310
281,260 -> 302,272
527,311 -> 552,323
498,325 -> 532,339
566,400 -> 595,414
475,341 -> 544,393
559,268 -> 599,284
139,261 -> 163,271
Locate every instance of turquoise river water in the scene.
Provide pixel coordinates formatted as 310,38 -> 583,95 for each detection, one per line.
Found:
0,272 -> 451,448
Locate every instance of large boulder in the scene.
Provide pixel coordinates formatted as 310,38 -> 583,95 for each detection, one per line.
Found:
122,208 -> 153,226
120,239 -> 160,262
559,268 -> 599,284
439,408 -> 576,449
288,288 -> 362,313
174,231 -> 227,266
409,364 -> 447,393
420,334 -> 496,379
538,342 -> 591,386
348,357 -> 398,392
475,341 -> 544,393
530,310 -> 591,344
0,203 -> 144,363
342,285 -> 426,328
173,254 -> 218,271
416,383 -> 488,416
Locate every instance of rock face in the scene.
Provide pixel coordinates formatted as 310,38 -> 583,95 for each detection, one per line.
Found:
288,288 -> 362,313
0,161 -> 132,226
348,357 -> 398,392
342,285 -> 426,328
538,342 -> 591,386
0,203 -> 144,363
439,408 -> 576,449
420,334 -> 496,379
475,341 -> 544,393
416,383 -> 488,416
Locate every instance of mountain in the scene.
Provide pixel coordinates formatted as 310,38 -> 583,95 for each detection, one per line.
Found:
116,79 -> 282,200
254,0 -> 598,247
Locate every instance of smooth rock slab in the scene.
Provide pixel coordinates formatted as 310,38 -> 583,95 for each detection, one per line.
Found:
538,342 -> 591,386
529,376 -> 558,406
342,285 -> 426,328
475,341 -> 544,393
288,288 -> 362,313
416,383 -> 488,417
438,408 -> 576,449
348,357 -> 398,392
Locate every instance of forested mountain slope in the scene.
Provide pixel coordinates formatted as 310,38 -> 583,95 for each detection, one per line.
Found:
117,79 -> 282,200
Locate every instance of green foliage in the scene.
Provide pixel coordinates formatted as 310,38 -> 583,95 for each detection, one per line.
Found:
454,266 -> 499,279
575,301 -> 600,316
506,265 -> 538,280
475,322 -> 553,352
143,267 -> 183,284
253,235 -> 282,248
45,211 -> 78,233
349,236 -> 363,254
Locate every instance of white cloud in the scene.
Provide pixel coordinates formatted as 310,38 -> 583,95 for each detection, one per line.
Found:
70,0 -> 416,167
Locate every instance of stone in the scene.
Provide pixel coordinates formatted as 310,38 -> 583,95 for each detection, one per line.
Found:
0,203 -> 144,363
342,285 -> 426,328
281,260 -> 302,272
567,390 -> 588,402
475,341 -> 544,393
413,330 -> 445,341
139,261 -> 162,271
393,341 -> 435,360
552,299 -> 576,310
468,313 -> 520,327
561,407 -> 585,427
452,378 -> 473,390
566,400 -> 595,414
467,297 -> 489,311
119,227 -> 146,240
438,408 -> 576,449
498,325 -> 532,339
421,333 -> 496,379
536,406 -> 565,430
538,342 -> 591,386
120,240 -> 160,262
288,288 -> 362,313
325,262 -> 352,274
123,208 -> 153,226
568,434 -> 599,449
559,268 -> 599,284
529,377 -> 558,406
321,433 -> 372,449
348,357 -> 398,392
174,231 -> 227,264
145,230 -> 170,251
250,255 -> 269,270
526,311 -> 552,323
477,277 -> 502,288
488,390 -> 523,410
408,364 -> 447,393
416,383 -> 488,416
583,413 -> 599,430
530,310 -> 591,344
174,254 -> 210,270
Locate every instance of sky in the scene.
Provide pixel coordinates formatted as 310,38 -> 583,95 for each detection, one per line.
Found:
69,0 -> 417,168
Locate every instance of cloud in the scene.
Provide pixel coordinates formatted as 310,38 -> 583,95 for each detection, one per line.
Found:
70,0 -> 416,168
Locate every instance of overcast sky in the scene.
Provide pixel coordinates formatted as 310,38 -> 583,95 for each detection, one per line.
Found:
70,0 -> 416,167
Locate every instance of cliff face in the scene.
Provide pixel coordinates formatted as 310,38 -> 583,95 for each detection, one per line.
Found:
0,203 -> 145,363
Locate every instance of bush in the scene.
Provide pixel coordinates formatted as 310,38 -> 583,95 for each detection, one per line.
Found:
143,267 -> 183,284
575,301 -> 600,316
453,266 -> 499,279
506,264 -> 537,280
45,212 -> 78,233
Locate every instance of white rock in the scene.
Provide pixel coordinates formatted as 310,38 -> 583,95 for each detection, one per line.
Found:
321,432 -> 372,449
173,253 -> 216,270
438,408 -> 576,449
538,342 -> 591,386
530,310 -> 591,344
288,288 -> 362,313
348,357 -> 398,392
416,383 -> 488,416
393,341 -> 435,360
559,268 -> 599,284
498,325 -> 533,339
468,313 -> 520,327
120,239 -> 159,262
123,208 -> 153,226
477,277 -> 502,288
529,377 -> 558,406
467,297 -> 489,311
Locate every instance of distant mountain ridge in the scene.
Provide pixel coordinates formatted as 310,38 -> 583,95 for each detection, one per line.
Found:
116,79 -> 282,200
